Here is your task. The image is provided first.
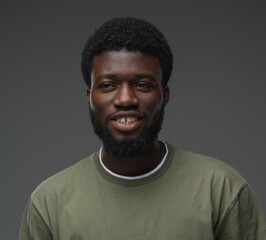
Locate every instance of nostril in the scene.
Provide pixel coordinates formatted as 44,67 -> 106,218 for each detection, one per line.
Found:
113,86 -> 139,107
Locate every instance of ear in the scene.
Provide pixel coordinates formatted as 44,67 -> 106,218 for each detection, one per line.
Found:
163,85 -> 170,106
86,87 -> 91,105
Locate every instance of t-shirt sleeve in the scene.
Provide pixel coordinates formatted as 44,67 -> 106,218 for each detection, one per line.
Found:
19,197 -> 52,240
214,184 -> 266,240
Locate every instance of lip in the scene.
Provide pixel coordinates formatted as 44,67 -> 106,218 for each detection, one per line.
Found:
110,119 -> 142,132
109,111 -> 144,121
109,111 -> 144,133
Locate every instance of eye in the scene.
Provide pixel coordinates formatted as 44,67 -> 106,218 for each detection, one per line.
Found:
134,81 -> 154,91
101,83 -> 113,88
98,82 -> 116,91
136,82 -> 148,88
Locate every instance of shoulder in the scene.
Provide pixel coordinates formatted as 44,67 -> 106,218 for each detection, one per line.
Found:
167,142 -> 246,185
166,142 -> 248,213
166,142 -> 263,229
30,151 -> 98,203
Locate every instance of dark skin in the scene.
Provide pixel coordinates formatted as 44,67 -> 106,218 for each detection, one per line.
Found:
87,50 -> 170,176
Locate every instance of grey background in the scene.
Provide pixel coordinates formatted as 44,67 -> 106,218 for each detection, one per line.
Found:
1,1 -> 265,239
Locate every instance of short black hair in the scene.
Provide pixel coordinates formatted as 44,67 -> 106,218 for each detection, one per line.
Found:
81,17 -> 173,87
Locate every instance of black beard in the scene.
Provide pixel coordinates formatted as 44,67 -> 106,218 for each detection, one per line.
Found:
89,106 -> 165,159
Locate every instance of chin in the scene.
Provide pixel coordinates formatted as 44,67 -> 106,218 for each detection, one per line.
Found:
89,105 -> 165,159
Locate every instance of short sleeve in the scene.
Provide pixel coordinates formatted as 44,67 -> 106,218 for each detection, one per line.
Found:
214,184 -> 266,240
19,197 -> 52,240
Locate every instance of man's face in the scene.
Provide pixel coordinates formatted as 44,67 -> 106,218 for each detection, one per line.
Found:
88,50 -> 169,158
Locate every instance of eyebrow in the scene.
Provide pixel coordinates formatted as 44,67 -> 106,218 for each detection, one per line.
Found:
96,73 -> 116,82
134,74 -> 156,81
95,73 -> 156,82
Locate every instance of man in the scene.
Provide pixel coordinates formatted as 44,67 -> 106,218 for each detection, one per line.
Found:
19,17 -> 265,239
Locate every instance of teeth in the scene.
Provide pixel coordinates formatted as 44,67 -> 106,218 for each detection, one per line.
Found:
117,117 -> 137,124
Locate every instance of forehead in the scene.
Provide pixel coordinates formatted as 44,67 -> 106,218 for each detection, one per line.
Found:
91,50 -> 162,79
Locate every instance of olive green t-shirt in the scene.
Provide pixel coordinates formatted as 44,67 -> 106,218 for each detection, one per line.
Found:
19,143 -> 266,239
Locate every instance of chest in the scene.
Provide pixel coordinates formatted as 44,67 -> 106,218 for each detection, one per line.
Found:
52,183 -> 215,240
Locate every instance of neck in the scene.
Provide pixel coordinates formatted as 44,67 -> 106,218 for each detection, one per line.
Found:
101,140 -> 165,176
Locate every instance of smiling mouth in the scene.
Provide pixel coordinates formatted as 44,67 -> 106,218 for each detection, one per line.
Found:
116,117 -> 137,124
111,116 -> 142,132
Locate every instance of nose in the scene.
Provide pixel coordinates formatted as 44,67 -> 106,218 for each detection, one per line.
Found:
113,84 -> 139,108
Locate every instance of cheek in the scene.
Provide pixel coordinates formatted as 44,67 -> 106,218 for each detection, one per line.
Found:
89,93 -> 114,116
139,92 -> 164,111
89,92 -> 103,110
89,97 -> 102,114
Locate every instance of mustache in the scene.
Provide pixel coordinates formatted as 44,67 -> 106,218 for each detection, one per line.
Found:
88,106 -> 145,123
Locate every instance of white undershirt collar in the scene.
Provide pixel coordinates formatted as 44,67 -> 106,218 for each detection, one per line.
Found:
99,140 -> 168,180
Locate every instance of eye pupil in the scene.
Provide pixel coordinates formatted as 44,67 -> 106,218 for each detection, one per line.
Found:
138,83 -> 146,87
98,82 -> 115,91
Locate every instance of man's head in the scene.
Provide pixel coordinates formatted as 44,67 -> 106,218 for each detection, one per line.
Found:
81,17 -> 173,88
82,18 -> 173,159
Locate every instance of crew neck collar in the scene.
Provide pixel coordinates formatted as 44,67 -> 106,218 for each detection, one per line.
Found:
99,141 -> 168,180
94,141 -> 175,187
